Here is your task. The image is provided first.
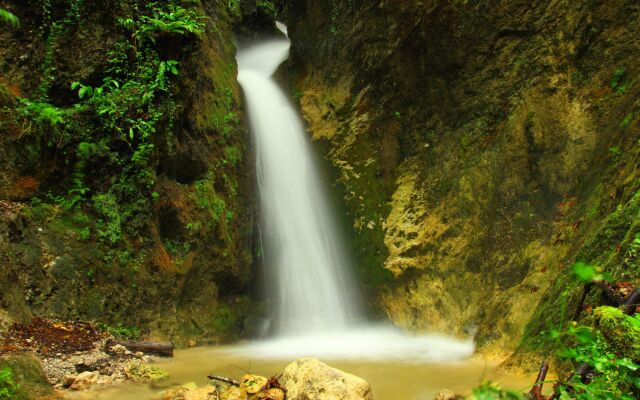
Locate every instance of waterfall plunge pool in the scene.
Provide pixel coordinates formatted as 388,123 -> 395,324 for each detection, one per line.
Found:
65,338 -> 533,400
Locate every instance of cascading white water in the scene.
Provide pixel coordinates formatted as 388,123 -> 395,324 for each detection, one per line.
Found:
237,22 -> 357,336
234,23 -> 474,361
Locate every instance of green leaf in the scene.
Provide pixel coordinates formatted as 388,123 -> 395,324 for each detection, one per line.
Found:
0,8 -> 19,28
615,358 -> 639,371
572,262 -> 612,283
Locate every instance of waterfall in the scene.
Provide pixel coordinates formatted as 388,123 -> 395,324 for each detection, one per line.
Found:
237,23 -> 357,336
233,23 -> 474,362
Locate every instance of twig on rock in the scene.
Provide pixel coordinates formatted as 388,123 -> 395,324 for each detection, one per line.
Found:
207,374 -> 240,386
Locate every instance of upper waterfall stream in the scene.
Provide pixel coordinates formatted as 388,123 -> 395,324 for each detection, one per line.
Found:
234,24 -> 474,361
237,22 -> 357,336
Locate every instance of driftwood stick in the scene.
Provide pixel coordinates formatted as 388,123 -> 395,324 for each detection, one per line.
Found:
623,288 -> 640,315
109,340 -> 174,357
528,361 -> 549,400
207,374 -> 240,387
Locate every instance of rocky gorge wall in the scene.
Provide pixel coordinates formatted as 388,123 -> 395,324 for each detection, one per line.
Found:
0,0 -> 261,345
284,0 -> 640,359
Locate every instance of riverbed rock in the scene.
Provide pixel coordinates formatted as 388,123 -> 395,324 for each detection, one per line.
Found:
241,373 -> 269,394
124,359 -> 169,382
282,358 -> 373,400
69,371 -> 99,390
222,386 -> 247,400
434,389 -> 463,400
594,306 -> 640,360
161,384 -> 217,400
254,388 -> 285,400
0,353 -> 55,398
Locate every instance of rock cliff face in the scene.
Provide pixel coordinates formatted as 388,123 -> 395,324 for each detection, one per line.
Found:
285,0 -> 640,356
0,1 -> 257,344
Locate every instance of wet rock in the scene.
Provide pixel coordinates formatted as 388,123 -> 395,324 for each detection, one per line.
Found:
434,389 -> 463,400
160,384 -> 217,400
594,306 -> 640,360
255,388 -> 285,400
240,373 -> 268,394
110,344 -> 127,354
124,359 -> 169,382
62,374 -> 76,388
221,386 -> 247,400
282,357 -> 373,400
0,353 -> 55,398
70,371 -> 99,390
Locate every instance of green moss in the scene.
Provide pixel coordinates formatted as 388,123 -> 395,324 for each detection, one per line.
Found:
594,306 -> 640,360
0,354 -> 53,400
124,359 -> 169,382
210,304 -> 238,336
194,176 -> 227,224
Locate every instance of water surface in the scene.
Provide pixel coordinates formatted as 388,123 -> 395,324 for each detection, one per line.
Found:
66,344 -> 532,400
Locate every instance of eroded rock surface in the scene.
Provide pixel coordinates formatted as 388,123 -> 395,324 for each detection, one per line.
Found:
282,358 -> 373,400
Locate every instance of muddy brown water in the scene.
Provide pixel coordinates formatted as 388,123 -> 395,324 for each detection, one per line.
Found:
64,345 -> 534,400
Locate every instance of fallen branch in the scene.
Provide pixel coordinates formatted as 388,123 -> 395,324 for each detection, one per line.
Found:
108,340 -> 174,357
207,374 -> 240,386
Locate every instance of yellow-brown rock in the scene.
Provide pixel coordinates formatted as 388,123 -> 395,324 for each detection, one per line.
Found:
282,358 -> 373,400
221,386 -> 248,400
240,374 -> 268,394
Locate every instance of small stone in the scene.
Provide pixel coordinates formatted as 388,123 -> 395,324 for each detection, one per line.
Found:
110,344 -> 127,354
434,389 -> 462,400
124,350 -> 133,356
260,388 -> 285,400
62,374 -> 76,388
221,386 -> 247,400
240,374 -> 268,394
70,371 -> 99,391
124,359 -> 169,382
134,351 -> 144,358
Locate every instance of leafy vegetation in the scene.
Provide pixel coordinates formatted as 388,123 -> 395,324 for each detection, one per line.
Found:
96,323 -> 142,340
10,1 -> 207,249
469,381 -> 523,399
552,319 -> 640,399
610,68 -> 627,95
0,367 -> 19,400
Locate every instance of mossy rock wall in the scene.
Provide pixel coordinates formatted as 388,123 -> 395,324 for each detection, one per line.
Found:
0,1 -> 258,345
284,0 -> 640,358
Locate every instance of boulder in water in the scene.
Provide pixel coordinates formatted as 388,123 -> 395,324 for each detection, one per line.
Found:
124,359 -> 169,382
282,357 -> 373,400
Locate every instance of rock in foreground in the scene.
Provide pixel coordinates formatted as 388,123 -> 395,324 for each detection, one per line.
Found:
282,358 -> 373,400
